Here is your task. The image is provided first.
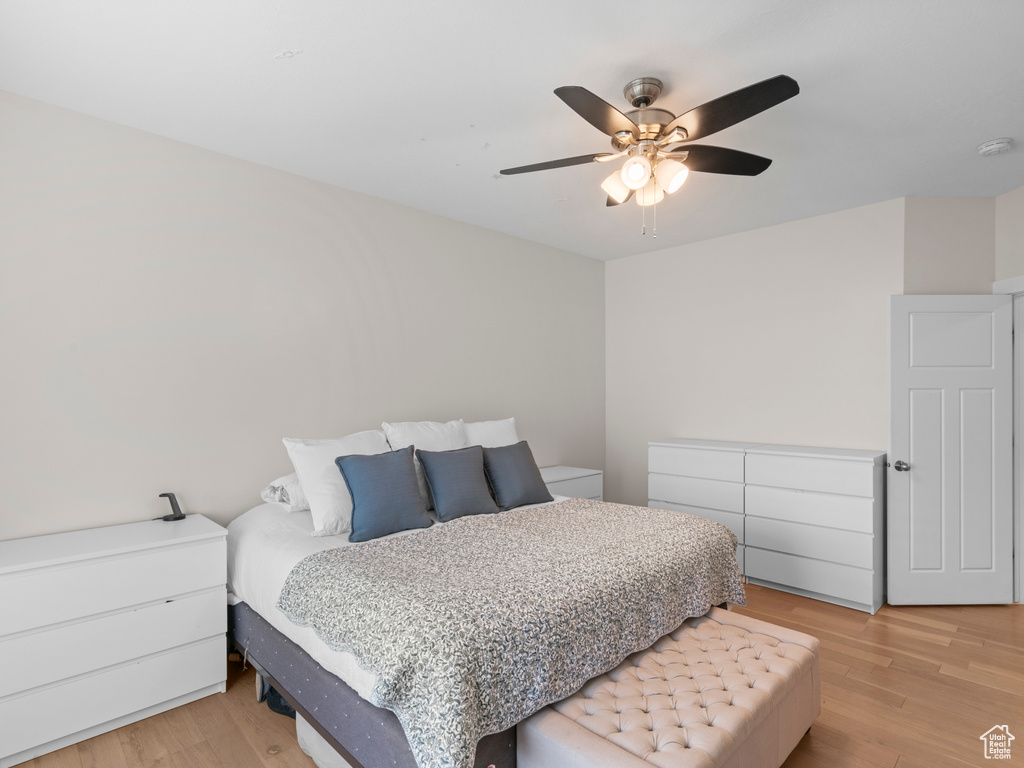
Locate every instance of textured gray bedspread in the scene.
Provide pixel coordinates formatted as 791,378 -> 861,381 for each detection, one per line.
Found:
277,498 -> 745,768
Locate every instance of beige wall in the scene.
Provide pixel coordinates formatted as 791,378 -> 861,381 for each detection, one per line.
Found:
0,93 -> 605,539
3,87 -> 1011,537
904,196 -> 994,294
995,184 -> 1024,281
605,199 -> 906,507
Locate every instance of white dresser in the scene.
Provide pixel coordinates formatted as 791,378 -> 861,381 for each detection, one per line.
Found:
649,440 -> 886,613
540,466 -> 603,500
0,515 -> 227,767
648,439 -> 757,573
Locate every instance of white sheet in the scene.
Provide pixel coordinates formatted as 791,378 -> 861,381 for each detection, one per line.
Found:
227,497 -> 567,702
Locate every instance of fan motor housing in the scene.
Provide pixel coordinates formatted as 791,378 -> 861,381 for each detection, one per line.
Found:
627,108 -> 675,137
623,77 -> 663,108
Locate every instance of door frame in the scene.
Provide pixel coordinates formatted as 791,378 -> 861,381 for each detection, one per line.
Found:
993,274 -> 1024,603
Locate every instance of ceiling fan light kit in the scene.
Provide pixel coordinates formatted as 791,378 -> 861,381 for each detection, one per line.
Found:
655,157 -> 689,194
500,73 -> 800,234
636,179 -> 664,207
620,154 -> 653,189
601,171 -> 632,204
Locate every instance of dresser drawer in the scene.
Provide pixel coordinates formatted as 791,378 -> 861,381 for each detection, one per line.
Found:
0,539 -> 226,636
648,500 -> 744,542
746,548 -> 874,605
746,517 -> 873,569
648,474 -> 743,514
546,474 -> 602,500
745,485 -> 875,533
0,588 -> 225,698
745,453 -> 875,497
648,445 -> 744,482
0,636 -> 225,757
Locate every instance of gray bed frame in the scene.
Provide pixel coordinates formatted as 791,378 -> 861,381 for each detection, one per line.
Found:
229,602 -> 516,768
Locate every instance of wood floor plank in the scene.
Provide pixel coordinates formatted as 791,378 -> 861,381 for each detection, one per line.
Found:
790,603 -> 870,633
817,638 -> 893,669
151,704 -> 206,755
897,697 -> 997,743
821,674 -> 906,710
846,661 -> 1021,719
895,754 -> 968,768
222,676 -> 315,766
187,688 -> 286,768
798,720 -> 900,768
117,719 -> 171,767
863,613 -> 956,645
871,606 -> 960,634
882,604 -> 964,623
820,656 -> 852,683
167,742 -> 224,768
75,729 -> 132,768
945,637 -> 1024,672
887,654 -> 941,675
30,746 -> 84,768
815,708 -> 977,768
938,660 -> 1024,697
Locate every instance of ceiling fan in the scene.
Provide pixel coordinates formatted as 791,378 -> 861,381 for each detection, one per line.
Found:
500,75 -> 799,207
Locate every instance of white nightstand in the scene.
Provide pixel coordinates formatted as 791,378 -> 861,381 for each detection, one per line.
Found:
540,466 -> 603,500
0,514 -> 228,767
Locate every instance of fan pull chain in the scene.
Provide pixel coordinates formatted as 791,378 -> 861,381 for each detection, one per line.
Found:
638,186 -> 658,237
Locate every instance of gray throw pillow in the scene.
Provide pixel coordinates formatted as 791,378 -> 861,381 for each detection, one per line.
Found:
416,445 -> 500,522
336,446 -> 432,542
482,441 -> 553,511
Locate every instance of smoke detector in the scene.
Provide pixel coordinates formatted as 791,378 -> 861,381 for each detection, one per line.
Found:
977,138 -> 1014,157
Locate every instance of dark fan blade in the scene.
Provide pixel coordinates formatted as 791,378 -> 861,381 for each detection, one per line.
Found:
667,144 -> 772,176
500,153 -> 611,175
555,86 -> 640,139
606,190 -> 634,206
663,75 -> 799,141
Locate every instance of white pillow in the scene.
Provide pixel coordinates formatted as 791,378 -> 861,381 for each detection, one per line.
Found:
260,472 -> 309,512
464,417 -> 519,448
381,420 -> 468,507
283,430 -> 391,537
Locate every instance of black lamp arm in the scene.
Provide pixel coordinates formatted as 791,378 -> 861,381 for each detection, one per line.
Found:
158,492 -> 186,521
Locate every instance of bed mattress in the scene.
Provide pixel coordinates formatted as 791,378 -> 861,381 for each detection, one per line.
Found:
226,499 -> 568,701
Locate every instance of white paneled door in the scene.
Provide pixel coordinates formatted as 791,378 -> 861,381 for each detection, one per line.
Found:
888,295 -> 1013,604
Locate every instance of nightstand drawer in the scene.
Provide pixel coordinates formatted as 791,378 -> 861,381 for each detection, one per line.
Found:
0,636 -> 225,758
546,474 -> 602,499
0,539 -> 226,636
0,588 -> 226,698
648,445 -> 744,482
648,474 -> 743,514
540,467 -> 603,500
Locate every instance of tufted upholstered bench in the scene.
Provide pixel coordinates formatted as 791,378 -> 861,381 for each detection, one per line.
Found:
517,608 -> 820,768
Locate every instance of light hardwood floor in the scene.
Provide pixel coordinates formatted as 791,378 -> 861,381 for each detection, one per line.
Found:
19,585 -> 1024,768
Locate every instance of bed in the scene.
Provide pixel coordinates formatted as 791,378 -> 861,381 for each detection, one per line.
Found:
227,421 -> 745,768
228,498 -> 744,768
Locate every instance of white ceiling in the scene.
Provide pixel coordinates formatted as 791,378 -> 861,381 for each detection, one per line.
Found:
3,0 -> 1024,261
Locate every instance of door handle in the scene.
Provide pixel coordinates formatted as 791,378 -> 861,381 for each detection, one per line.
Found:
893,460 -> 910,472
